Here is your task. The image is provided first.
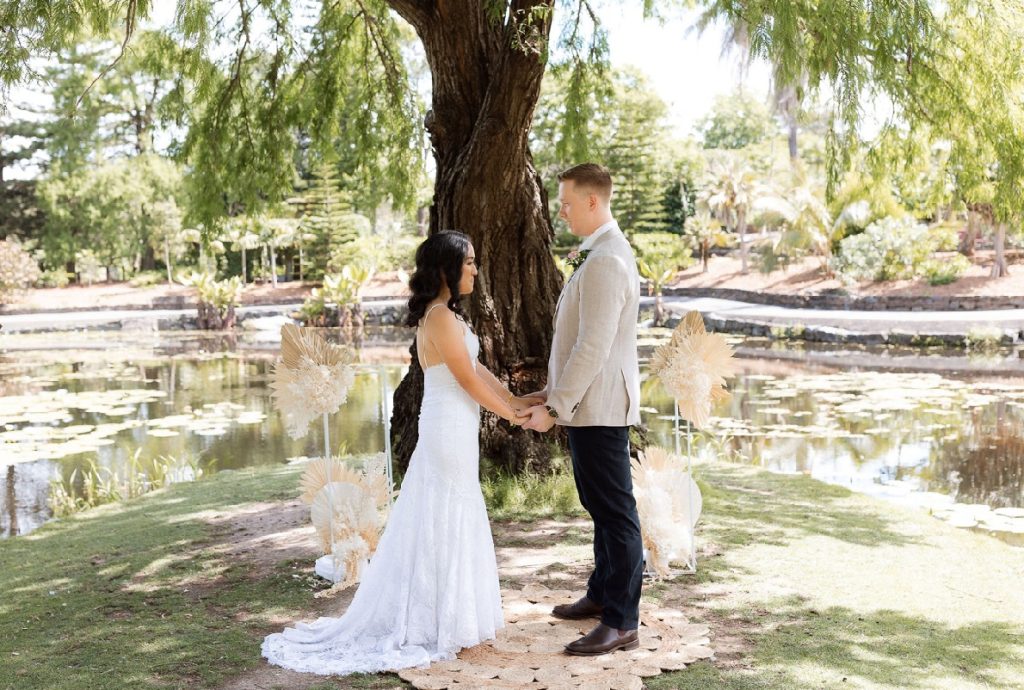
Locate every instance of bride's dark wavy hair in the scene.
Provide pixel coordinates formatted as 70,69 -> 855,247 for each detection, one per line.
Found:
406,230 -> 472,327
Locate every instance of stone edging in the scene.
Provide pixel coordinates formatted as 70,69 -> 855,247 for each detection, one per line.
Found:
658,286 -> 1024,312
668,314 -> 1021,348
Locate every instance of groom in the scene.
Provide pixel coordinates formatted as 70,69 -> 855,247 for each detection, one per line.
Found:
522,163 -> 643,656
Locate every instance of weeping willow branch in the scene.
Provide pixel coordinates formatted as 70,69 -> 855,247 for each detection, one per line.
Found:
75,0 -> 140,112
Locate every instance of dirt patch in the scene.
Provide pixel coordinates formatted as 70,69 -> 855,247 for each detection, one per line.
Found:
673,251 -> 1024,298
1,272 -> 412,314
197,499 -> 321,580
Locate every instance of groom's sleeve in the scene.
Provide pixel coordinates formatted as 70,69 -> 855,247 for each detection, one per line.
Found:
546,254 -> 630,421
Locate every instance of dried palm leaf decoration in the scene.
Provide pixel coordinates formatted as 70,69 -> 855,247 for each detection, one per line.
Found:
300,453 -> 394,587
649,311 -> 735,429
269,324 -> 356,439
631,446 -> 702,576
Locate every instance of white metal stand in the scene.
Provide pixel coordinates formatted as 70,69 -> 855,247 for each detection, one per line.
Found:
673,399 -> 697,575
379,365 -> 394,506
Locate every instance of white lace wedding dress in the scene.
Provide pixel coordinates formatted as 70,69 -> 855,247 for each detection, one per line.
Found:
261,323 -> 503,675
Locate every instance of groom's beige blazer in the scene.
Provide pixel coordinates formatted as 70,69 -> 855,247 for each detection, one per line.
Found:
545,222 -> 642,427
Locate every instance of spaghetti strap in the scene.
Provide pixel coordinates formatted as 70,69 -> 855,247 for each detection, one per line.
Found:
416,303 -> 447,370
421,302 -> 445,326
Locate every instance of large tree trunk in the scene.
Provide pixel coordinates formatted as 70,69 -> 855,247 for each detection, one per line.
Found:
388,1 -> 563,475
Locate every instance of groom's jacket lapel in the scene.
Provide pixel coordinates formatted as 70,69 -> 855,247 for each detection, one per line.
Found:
553,231 -> 616,327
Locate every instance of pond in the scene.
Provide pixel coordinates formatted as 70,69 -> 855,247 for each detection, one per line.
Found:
1,328 -> 1022,541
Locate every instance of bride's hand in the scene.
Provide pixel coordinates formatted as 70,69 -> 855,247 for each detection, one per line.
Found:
510,396 -> 545,412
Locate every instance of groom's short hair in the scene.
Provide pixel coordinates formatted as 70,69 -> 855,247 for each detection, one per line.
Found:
558,163 -> 613,201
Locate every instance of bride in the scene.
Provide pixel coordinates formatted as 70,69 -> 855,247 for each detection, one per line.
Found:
262,230 -> 535,675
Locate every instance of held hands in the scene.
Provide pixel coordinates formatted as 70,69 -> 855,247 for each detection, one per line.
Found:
510,395 -> 546,413
521,404 -> 557,433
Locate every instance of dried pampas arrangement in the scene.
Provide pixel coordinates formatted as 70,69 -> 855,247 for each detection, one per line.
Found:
270,324 -> 356,439
631,446 -> 702,577
300,454 -> 394,588
650,311 -> 736,429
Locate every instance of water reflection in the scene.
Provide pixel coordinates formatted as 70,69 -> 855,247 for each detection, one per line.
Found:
0,335 -> 406,537
2,330 -> 1023,538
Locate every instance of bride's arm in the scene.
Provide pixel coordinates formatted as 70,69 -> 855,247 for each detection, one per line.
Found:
476,363 -> 545,412
426,310 -> 524,425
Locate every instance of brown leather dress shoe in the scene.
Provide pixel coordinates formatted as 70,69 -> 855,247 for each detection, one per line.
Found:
564,623 -> 639,656
552,596 -> 603,620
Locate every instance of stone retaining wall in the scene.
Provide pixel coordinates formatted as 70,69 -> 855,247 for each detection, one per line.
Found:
658,313 -> 1022,348
658,286 -> 1024,311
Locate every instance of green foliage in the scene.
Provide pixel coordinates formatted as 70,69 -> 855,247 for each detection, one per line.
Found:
604,68 -> 672,235
297,160 -> 370,279
480,461 -> 583,520
752,242 -> 794,275
324,266 -> 372,306
923,254 -> 971,286
683,209 -> 728,271
180,2 -> 425,225
773,179 -> 836,270
699,90 -> 775,150
338,233 -> 418,276
49,453 -> 208,518
36,268 -> 71,288
633,232 -> 694,297
965,325 -> 1005,352
182,272 -> 243,310
697,155 -> 761,271
532,67 -> 679,235
0,237 -> 40,300
833,216 -> 937,282
35,154 -> 185,276
298,265 -> 373,326
127,270 -> 166,287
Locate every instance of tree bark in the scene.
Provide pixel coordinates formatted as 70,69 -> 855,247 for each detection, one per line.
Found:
959,211 -> 977,256
5,465 -> 16,537
164,238 -> 173,284
388,1 -> 564,474
738,209 -> 749,274
992,222 -> 1009,277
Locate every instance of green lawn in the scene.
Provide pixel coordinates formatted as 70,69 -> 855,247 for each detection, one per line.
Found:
2,461 -> 1022,689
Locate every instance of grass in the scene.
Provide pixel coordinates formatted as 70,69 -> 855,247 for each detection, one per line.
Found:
480,458 -> 583,521
3,459 -> 1023,689
0,464 -> 320,690
648,463 -> 1024,689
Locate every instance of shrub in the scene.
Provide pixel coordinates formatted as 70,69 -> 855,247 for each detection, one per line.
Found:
36,269 -> 71,288
930,221 -> 961,252
128,270 -> 166,287
633,232 -> 694,326
833,216 -> 933,281
298,265 -> 373,329
0,238 -> 41,302
966,325 -> 1005,352
75,248 -> 106,285
329,233 -> 417,276
923,254 -> 971,286
180,271 -> 244,329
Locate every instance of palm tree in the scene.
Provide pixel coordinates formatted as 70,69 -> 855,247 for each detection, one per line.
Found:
684,210 -> 726,273
700,158 -> 758,274
220,218 -> 261,284
777,182 -> 835,275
